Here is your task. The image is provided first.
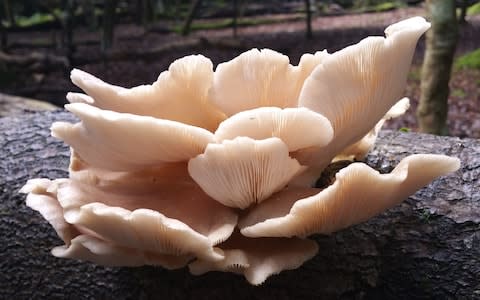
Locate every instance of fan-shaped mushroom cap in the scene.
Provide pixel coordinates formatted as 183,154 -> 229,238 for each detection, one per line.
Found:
69,55 -> 225,131
296,17 -> 430,178
66,159 -> 238,247
188,137 -> 305,209
62,202 -> 224,261
52,235 -> 192,269
240,154 -> 460,238
210,48 -> 329,116
335,97 -> 411,161
188,232 -> 318,285
209,49 -> 296,116
21,178 -> 78,243
51,103 -> 215,171
214,107 -> 333,151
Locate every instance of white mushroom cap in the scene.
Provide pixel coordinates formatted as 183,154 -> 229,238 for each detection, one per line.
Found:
51,103 -> 215,171
59,161 -> 238,251
52,235 -> 192,269
188,137 -> 305,209
188,232 -> 318,285
335,97 -> 411,161
209,49 -> 295,116
240,154 -> 460,238
61,202 -> 224,261
21,178 -> 78,243
69,55 -> 225,131
209,48 -> 329,117
214,107 -> 333,151
295,17 -> 430,177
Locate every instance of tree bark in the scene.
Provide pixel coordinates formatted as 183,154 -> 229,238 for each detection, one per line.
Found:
1,110 -> 479,299
0,92 -> 56,117
417,0 -> 458,135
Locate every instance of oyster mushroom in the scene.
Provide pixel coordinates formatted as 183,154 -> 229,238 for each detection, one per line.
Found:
189,232 -> 318,285
239,154 -> 460,238
20,16 -> 460,286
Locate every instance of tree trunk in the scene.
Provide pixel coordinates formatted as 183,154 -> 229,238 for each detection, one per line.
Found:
304,0 -> 313,39
101,0 -> 117,51
417,0 -> 458,135
232,0 -> 239,38
2,0 -> 14,27
180,0 -> 202,36
63,0 -> 75,68
458,0 -> 468,24
1,110 -> 479,299
81,0 -> 98,31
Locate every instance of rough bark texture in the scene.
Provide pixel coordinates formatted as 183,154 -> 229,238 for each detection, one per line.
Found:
417,0 -> 458,135
0,93 -> 56,117
1,110 -> 479,299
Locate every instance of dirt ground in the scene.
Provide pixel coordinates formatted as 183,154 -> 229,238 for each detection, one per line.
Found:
3,6 -> 480,138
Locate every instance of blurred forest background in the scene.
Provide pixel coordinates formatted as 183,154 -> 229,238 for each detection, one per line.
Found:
0,0 -> 479,138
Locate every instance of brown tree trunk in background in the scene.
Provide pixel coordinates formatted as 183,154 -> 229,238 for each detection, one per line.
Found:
138,0 -> 155,28
0,22 -> 6,51
1,111 -> 479,298
180,0 -> 202,36
304,0 -> 313,39
417,0 -> 458,135
458,0 -> 468,24
102,0 -> 117,51
0,0 -> 14,50
64,0 -> 75,67
232,0 -> 239,38
2,0 -> 14,27
82,0 -> 98,31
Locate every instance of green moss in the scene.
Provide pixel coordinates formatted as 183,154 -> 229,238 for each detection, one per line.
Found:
455,48 -> 480,70
451,88 -> 466,98
372,1 -> 403,12
9,12 -> 54,27
408,67 -> 421,81
467,2 -> 480,16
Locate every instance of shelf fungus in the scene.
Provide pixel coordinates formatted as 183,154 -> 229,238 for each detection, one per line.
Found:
21,17 -> 460,285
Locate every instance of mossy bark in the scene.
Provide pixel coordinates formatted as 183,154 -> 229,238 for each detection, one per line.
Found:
417,0 -> 458,135
1,111 -> 479,299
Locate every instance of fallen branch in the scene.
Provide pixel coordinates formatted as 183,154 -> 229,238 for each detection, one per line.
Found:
0,110 -> 478,298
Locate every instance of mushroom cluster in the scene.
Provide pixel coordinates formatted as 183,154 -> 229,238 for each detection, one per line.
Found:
22,17 -> 460,285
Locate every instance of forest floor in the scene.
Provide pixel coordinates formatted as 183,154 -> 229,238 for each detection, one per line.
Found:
2,6 -> 480,138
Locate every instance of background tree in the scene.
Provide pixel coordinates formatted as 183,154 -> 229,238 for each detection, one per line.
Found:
417,0 -> 458,135
304,0 -> 313,39
101,0 -> 117,51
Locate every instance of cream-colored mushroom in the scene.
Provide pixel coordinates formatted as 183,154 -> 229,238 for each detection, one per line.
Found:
69,55 -> 225,131
240,154 -> 460,238
210,48 -> 329,116
68,152 -> 238,247
62,202 -> 224,261
294,17 -> 431,184
188,232 -> 318,285
21,178 -> 78,243
335,97 -> 411,161
209,49 -> 296,116
214,107 -> 333,151
188,137 -> 305,209
52,235 -> 192,269
51,103 -> 215,171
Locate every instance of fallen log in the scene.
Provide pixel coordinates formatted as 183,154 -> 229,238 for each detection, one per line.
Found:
0,93 -> 57,117
0,110 -> 478,299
